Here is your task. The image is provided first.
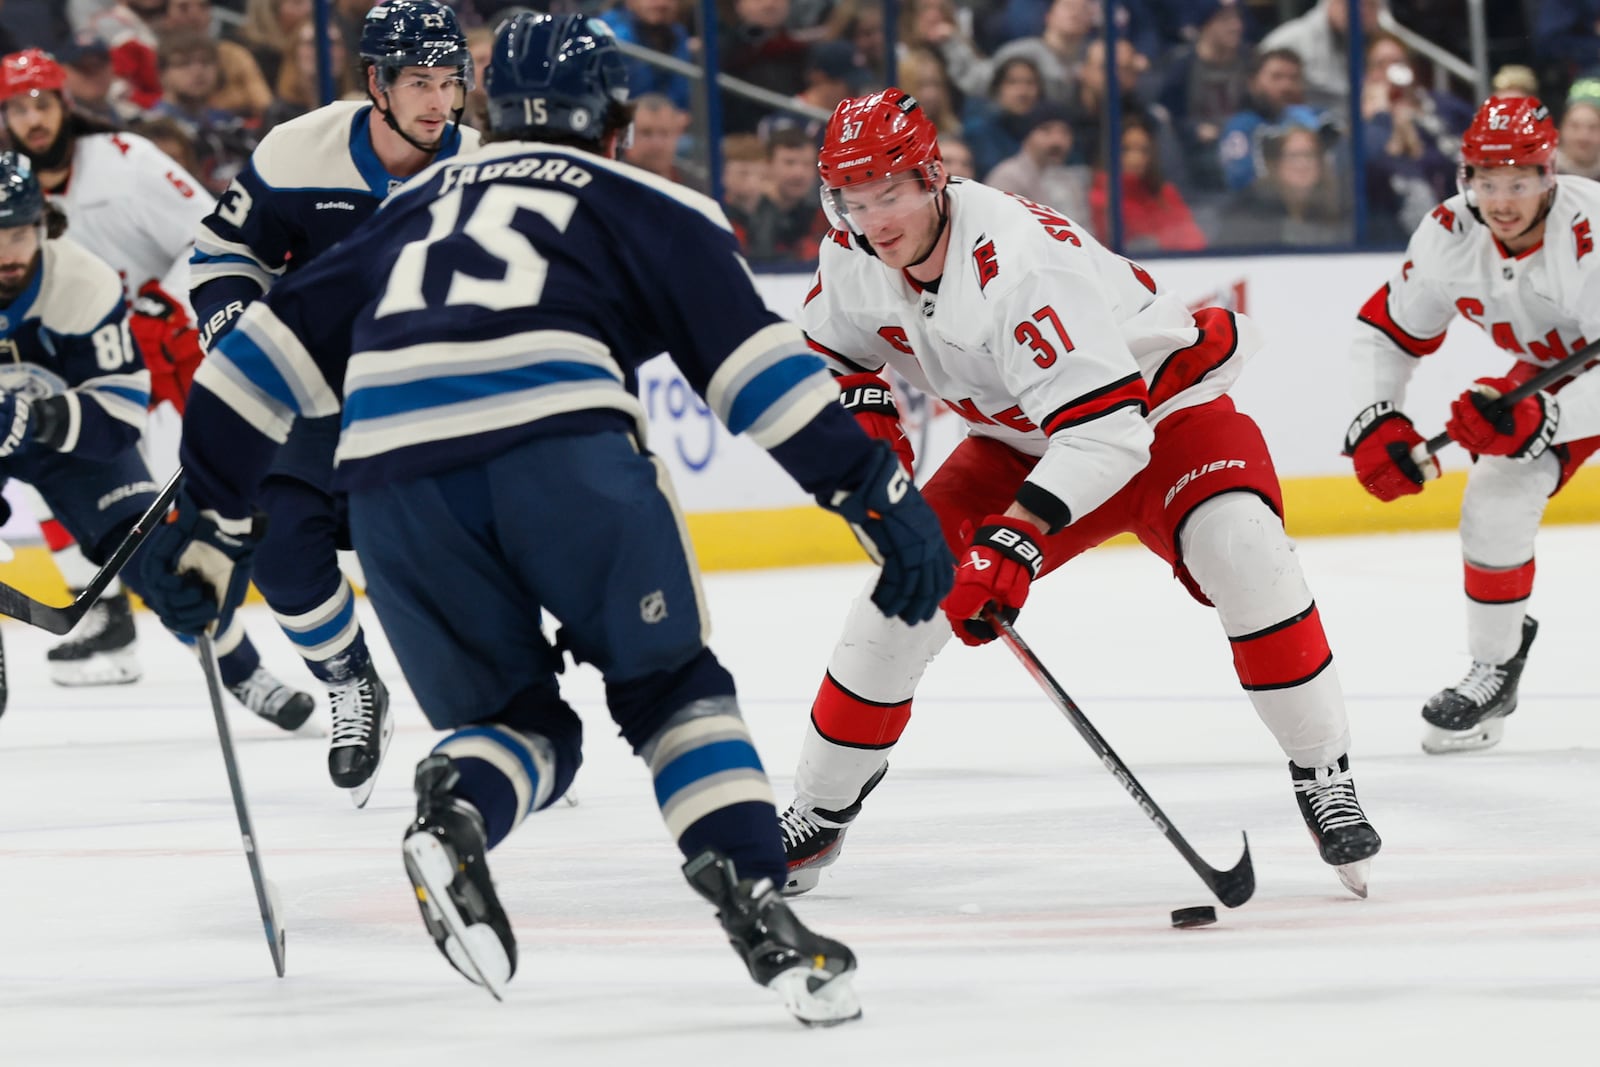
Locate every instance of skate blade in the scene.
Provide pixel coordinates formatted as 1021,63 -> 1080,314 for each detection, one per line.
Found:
782,866 -> 824,897
48,652 -> 142,688
768,967 -> 862,1027
346,709 -> 396,809
1336,859 -> 1371,899
402,833 -> 509,1001
1421,718 -> 1505,755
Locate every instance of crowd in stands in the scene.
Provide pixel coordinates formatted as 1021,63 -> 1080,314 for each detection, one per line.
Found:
2,1 -> 1600,264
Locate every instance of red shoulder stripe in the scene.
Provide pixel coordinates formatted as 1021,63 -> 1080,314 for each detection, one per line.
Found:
1041,372 -> 1149,436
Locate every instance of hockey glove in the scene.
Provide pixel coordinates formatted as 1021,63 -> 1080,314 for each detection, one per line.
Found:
130,281 -> 205,413
1445,377 -> 1560,461
0,390 -> 33,458
138,486 -> 265,636
822,441 -> 954,626
836,372 -> 914,473
942,516 -> 1045,646
1344,402 -> 1438,501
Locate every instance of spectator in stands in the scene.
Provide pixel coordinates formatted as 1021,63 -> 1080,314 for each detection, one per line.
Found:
985,101 -> 1090,220
896,45 -> 962,134
260,12 -> 360,132
744,126 -> 830,262
1158,0 -> 1250,192
845,1 -> 888,83
964,55 -> 1044,178
160,0 -> 274,120
760,40 -> 870,142
600,0 -> 693,111
59,33 -> 134,125
1090,112 -> 1206,250
1490,64 -> 1541,98
937,0 -> 1093,107
1358,31 -> 1472,241
721,131 -> 768,248
722,0 -> 810,135
626,93 -> 710,192
128,113 -> 201,175
1218,47 -> 1332,192
1067,37 -> 1186,186
78,1 -> 165,110
1558,78 -> 1600,179
239,0 -> 311,88
939,133 -> 976,178
1533,2 -> 1600,98
1258,0 -> 1383,112
151,30 -> 256,193
1215,123 -> 1350,246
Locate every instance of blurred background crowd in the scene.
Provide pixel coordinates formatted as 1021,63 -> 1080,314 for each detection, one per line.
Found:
2,0 -> 1599,264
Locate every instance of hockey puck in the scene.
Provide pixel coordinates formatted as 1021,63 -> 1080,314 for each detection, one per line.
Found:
1170,906 -> 1218,928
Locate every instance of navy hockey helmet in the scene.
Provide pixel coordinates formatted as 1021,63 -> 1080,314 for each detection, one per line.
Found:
485,12 -> 630,143
0,151 -> 43,229
359,0 -> 474,91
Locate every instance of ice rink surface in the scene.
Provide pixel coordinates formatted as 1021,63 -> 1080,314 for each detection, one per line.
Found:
0,527 -> 1595,1067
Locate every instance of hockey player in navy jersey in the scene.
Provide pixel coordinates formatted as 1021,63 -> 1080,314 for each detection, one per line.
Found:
139,12 -> 952,1023
190,0 -> 481,806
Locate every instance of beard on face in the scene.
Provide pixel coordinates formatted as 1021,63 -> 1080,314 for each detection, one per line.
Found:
0,258 -> 38,301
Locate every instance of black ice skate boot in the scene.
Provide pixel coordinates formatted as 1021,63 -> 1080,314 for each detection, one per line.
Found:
402,755 -> 517,1000
683,849 -> 861,1027
779,763 -> 888,896
228,666 -> 316,731
1290,754 -> 1383,899
1421,616 -> 1538,755
47,589 -> 141,687
328,662 -> 392,808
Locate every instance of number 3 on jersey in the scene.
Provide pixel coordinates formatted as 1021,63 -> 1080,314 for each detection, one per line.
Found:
375,185 -> 578,317
1013,305 -> 1073,367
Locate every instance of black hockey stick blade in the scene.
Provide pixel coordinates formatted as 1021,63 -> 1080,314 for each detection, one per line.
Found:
1414,336 -> 1600,464
198,633 -> 288,977
0,470 -> 182,635
990,612 -> 1256,908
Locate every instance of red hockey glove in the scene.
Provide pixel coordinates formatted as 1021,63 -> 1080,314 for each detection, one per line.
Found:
130,281 -> 205,414
1344,401 -> 1438,501
1445,376 -> 1560,461
942,515 -> 1044,646
836,372 -> 914,473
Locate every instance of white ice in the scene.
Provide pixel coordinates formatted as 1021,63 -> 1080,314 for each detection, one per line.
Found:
0,527 -> 1596,1067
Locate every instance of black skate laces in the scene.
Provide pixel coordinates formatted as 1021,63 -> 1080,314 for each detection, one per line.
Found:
1294,765 -> 1366,832
1453,661 -> 1508,705
330,678 -> 378,748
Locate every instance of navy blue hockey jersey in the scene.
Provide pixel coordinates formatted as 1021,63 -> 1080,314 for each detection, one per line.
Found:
0,237 -> 148,479
181,141 -> 871,517
189,100 -> 479,348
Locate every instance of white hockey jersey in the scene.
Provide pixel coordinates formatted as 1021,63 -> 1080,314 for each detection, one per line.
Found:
802,177 -> 1261,528
1352,175 -> 1600,444
45,131 -> 215,310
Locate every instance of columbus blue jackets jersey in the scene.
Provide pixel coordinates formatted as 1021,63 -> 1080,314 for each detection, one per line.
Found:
189,100 -> 480,348
0,237 -> 148,479
180,142 -> 869,517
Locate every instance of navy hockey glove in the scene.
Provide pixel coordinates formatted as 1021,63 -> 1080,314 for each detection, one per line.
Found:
942,516 -> 1044,646
138,487 -> 264,636
0,390 -> 34,458
1446,376 -> 1560,461
822,441 -> 954,625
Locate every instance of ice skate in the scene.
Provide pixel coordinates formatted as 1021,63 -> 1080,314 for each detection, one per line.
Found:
47,589 -> 141,687
1290,755 -> 1382,898
779,762 -> 887,895
328,662 -> 392,807
683,848 -> 861,1027
1422,616 -> 1537,755
228,666 -> 316,732
402,755 -> 516,1000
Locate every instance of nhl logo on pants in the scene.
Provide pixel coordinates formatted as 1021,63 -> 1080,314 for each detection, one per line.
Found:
640,590 -> 668,624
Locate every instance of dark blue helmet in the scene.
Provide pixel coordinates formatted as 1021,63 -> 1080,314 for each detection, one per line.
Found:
486,12 -> 630,143
0,152 -> 43,229
360,0 -> 474,91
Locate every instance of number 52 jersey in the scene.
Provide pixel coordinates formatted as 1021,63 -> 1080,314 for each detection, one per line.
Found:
801,177 -> 1263,530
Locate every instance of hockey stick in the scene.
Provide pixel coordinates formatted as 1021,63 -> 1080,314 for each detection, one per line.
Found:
0,470 -> 182,635
1410,339 -> 1600,479
989,612 -> 1256,908
198,632 -> 288,977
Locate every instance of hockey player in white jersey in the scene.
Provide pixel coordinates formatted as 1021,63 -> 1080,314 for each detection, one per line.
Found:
0,46 -> 313,730
782,88 -> 1382,898
1346,95 -> 1600,754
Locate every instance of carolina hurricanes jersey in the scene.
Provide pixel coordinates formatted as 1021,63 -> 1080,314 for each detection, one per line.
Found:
802,177 -> 1260,530
45,131 -> 215,309
1352,175 -> 1600,443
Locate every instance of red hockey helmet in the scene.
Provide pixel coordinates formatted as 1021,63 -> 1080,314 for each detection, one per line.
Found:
0,49 -> 68,103
818,88 -> 944,233
1460,96 -> 1557,172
